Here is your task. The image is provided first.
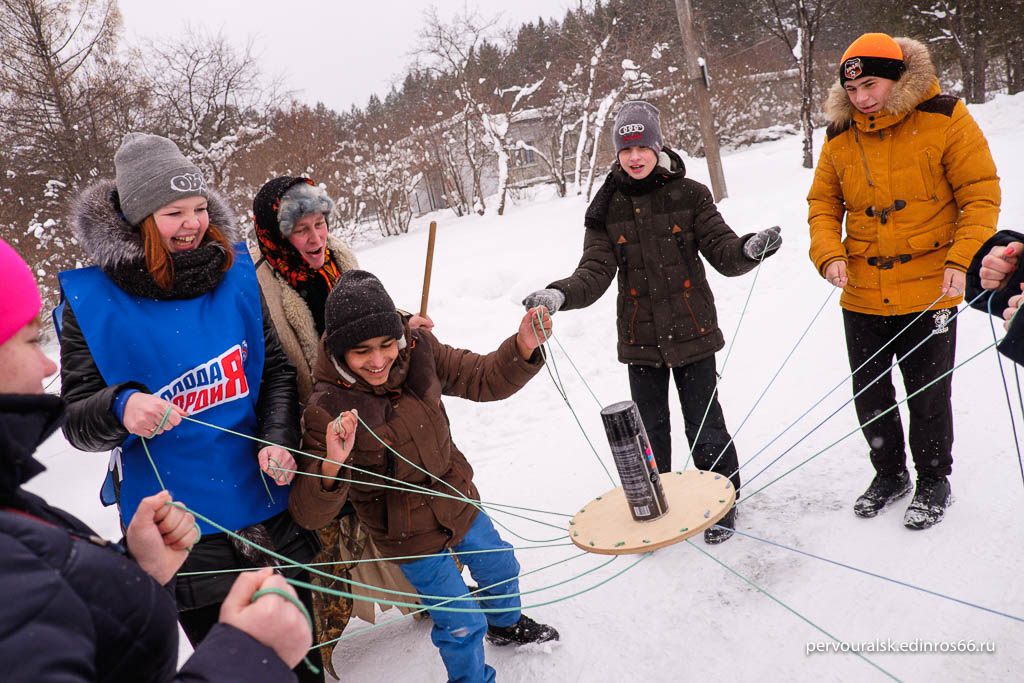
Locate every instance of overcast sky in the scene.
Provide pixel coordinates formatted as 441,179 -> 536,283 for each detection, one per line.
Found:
117,0 -> 570,113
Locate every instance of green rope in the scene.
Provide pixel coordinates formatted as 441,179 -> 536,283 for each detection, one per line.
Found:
688,540 -> 902,682
177,542 -> 575,577
683,235 -> 777,471
258,461 -> 276,506
530,319 -> 617,488
151,405 -> 172,437
290,549 -> 601,621
139,439 -> 165,492
282,466 -> 570,537
550,335 -> 604,409
172,503 -> 602,607
179,414 -> 572,542
345,412 -> 570,542
252,586 -> 314,632
314,550 -> 604,648
138,404 -> 177,491
737,339 -> 997,505
248,587 -> 320,675
314,551 -> 652,650
530,311 -> 566,400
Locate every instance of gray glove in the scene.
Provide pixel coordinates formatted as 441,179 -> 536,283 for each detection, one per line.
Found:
743,226 -> 782,261
522,288 -> 566,314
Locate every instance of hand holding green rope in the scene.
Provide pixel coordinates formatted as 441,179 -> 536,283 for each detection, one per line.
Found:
251,586 -> 314,632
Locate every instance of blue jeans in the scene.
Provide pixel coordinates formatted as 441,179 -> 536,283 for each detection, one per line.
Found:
399,512 -> 521,683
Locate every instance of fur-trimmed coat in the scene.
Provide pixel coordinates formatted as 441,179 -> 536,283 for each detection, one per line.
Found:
60,181 -> 299,456
248,236 -> 359,404
807,37 -> 1000,316
57,181 -> 314,611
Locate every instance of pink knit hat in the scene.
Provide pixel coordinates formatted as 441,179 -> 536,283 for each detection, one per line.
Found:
0,238 -> 42,346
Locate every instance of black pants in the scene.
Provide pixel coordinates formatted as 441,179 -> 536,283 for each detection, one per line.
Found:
179,570 -> 324,683
627,356 -> 741,491
843,308 -> 956,479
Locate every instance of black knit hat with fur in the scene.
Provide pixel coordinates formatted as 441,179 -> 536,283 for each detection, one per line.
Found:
325,270 -> 404,356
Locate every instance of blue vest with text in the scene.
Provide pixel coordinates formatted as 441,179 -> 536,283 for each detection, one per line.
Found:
58,247 -> 288,533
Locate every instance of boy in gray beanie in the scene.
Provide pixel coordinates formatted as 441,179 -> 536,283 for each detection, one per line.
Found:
613,100 -> 664,155
114,133 -> 208,227
523,100 -> 782,544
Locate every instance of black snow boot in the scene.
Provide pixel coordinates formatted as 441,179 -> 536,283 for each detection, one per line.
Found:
704,506 -> 737,545
486,615 -> 559,647
903,476 -> 952,530
853,468 -> 912,518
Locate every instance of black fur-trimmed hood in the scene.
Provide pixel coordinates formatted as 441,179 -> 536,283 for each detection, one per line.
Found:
69,180 -> 240,269
824,37 -> 937,127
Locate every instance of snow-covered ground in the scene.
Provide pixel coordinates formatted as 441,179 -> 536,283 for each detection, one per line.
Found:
27,92 -> 1024,682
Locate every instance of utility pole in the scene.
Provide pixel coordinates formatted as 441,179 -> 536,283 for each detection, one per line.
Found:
673,0 -> 728,201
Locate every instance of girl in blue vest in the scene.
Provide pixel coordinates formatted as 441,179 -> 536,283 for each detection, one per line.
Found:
58,134 -> 324,682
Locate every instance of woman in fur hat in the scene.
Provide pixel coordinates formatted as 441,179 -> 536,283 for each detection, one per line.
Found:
58,134 -> 323,681
251,177 -> 362,403
251,176 -> 429,675
807,33 -> 1000,529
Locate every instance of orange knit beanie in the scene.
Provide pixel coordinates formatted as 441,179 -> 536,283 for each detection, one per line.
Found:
839,33 -> 906,83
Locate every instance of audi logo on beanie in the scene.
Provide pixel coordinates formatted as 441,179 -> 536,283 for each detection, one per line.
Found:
612,101 -> 663,154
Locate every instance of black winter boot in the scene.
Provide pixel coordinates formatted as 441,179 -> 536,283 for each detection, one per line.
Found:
704,506 -> 737,545
853,469 -> 912,518
903,476 -> 952,530
486,615 -> 559,647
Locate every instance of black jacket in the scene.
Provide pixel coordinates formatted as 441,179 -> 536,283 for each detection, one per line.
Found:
967,229 -> 1024,364
0,393 -> 296,682
549,148 -> 757,367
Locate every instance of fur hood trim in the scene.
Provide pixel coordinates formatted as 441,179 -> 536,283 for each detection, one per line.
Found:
824,37 -> 936,126
69,180 -> 240,269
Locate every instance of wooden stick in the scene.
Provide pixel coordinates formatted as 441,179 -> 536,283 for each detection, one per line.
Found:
419,221 -> 437,317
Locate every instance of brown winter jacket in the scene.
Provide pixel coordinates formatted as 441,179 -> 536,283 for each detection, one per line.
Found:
807,37 -> 1000,316
549,148 -> 757,367
289,326 -> 543,561
249,236 -> 359,404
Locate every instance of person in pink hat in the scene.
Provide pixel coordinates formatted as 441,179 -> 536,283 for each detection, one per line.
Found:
0,238 -> 312,681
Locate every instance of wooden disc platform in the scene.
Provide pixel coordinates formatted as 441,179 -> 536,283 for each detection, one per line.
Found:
568,470 -> 736,555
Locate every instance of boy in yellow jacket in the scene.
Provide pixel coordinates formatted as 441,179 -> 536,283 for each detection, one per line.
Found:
807,33 -> 999,529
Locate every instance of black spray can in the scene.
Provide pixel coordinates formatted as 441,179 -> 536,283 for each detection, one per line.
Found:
600,401 -> 669,522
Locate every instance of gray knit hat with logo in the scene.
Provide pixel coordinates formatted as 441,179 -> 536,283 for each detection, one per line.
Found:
114,133 -> 208,227
325,270 -> 404,356
613,101 -> 664,154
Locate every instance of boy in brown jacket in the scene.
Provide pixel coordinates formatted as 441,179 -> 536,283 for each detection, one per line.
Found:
289,270 -> 558,683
